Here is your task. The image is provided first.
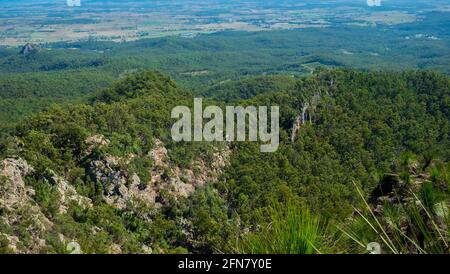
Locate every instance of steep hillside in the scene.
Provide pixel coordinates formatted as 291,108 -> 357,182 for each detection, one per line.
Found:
0,69 -> 448,254
0,71 -> 230,253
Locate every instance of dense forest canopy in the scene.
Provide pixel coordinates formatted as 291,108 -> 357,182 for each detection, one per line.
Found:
0,69 -> 448,254
0,1 -> 449,255
0,13 -> 449,125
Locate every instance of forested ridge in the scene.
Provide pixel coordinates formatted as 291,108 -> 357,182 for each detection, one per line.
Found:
0,69 -> 448,254
0,19 -> 449,125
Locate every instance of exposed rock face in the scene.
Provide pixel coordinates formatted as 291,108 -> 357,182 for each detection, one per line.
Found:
290,93 -> 322,142
0,158 -> 34,210
85,134 -> 110,156
0,158 -> 52,253
49,173 -> 92,214
0,233 -> 20,253
148,140 -> 230,201
0,158 -> 93,253
20,43 -> 39,56
89,156 -> 137,209
0,136 -> 231,252
149,139 -> 167,166
369,172 -> 434,214
85,135 -> 151,209
290,115 -> 302,143
108,243 -> 122,254
141,244 -> 153,254
291,76 -> 337,142
90,158 -> 158,210
88,139 -> 230,209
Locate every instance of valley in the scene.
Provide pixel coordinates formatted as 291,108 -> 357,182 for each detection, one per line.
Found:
0,0 -> 448,255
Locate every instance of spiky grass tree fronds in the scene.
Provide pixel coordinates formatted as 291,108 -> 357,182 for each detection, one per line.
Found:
340,181 -> 449,254
429,161 -> 450,189
236,202 -> 327,254
420,181 -> 446,213
399,152 -> 419,172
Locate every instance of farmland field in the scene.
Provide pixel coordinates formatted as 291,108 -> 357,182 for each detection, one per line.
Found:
1,0 -> 449,45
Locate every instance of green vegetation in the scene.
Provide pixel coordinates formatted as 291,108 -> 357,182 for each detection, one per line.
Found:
0,68 -> 448,254
237,201 -> 325,254
0,0 -> 449,255
340,167 -> 449,254
0,14 -> 449,125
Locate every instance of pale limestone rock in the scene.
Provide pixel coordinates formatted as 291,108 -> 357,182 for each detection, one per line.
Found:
108,243 -> 122,254
87,139 -> 230,209
0,158 -> 52,253
85,135 -> 110,155
50,173 -> 92,214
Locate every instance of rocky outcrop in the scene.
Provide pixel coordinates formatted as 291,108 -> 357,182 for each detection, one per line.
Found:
149,139 -> 167,167
290,92 -> 324,142
89,155 -> 138,209
89,156 -> 157,209
0,158 -> 93,253
0,136 -> 231,252
85,134 -> 110,156
88,139 -> 230,210
369,172 -> 435,214
0,158 -> 34,210
0,158 -> 52,253
49,173 -> 92,214
148,140 -> 230,201
290,115 -> 302,143
291,75 -> 337,142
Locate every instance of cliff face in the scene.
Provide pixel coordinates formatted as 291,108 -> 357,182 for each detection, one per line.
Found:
87,137 -> 230,210
0,70 -> 448,254
0,136 -> 230,253
290,77 -> 336,142
0,158 -> 51,253
0,71 -> 235,254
